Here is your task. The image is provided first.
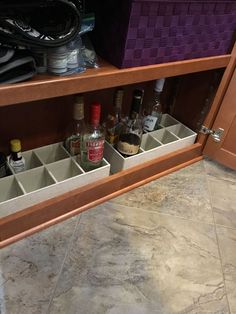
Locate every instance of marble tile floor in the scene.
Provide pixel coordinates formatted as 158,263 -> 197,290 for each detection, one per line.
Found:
0,158 -> 236,314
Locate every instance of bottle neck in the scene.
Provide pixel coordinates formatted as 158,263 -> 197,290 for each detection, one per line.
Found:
130,98 -> 141,119
154,91 -> 161,103
11,151 -> 22,161
90,103 -> 101,127
73,100 -> 84,121
74,116 -> 85,123
113,89 -> 124,113
114,105 -> 121,118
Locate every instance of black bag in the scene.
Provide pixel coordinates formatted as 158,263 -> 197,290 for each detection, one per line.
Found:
0,0 -> 81,49
0,50 -> 36,84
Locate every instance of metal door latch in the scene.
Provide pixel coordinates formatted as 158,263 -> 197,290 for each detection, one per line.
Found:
200,125 -> 224,143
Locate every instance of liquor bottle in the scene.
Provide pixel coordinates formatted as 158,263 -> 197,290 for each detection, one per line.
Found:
64,95 -> 85,157
80,102 -> 105,171
0,152 -> 7,178
117,89 -> 143,157
9,139 -> 25,173
104,88 -> 124,146
143,78 -> 165,132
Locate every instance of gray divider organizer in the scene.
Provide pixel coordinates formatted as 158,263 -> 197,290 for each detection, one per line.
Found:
104,114 -> 197,174
0,142 -> 110,218
0,115 -> 196,217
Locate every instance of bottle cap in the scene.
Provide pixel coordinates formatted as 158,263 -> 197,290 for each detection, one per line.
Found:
90,102 -> 101,125
73,95 -> 84,120
154,79 -> 165,93
10,139 -> 21,153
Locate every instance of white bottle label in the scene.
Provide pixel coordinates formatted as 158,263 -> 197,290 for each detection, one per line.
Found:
143,115 -> 158,132
10,157 -> 25,173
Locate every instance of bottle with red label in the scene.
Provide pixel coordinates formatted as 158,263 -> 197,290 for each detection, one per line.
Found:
80,102 -> 105,171
64,95 -> 85,157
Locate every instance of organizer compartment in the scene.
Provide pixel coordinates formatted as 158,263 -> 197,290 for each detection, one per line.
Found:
104,114 -> 197,173
46,158 -> 83,182
34,143 -> 69,164
151,129 -> 179,145
0,143 -> 110,218
46,157 -> 110,196
12,150 -> 43,172
166,124 -> 197,140
141,134 -> 162,151
159,114 -> 180,128
0,176 -> 24,203
16,167 -> 56,193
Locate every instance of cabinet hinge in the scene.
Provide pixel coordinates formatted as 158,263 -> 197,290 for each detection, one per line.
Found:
200,125 -> 224,143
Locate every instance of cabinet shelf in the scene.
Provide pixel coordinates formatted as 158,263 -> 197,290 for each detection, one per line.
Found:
0,55 -> 230,107
0,49 -> 234,248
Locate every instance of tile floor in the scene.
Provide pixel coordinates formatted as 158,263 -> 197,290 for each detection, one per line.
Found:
0,158 -> 236,314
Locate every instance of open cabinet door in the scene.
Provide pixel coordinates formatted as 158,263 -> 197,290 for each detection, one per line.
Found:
203,67 -> 236,170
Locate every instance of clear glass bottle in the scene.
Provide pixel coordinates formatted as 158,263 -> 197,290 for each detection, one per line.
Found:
64,95 -> 86,157
9,139 -> 25,173
143,78 -> 165,132
80,102 -> 105,171
117,89 -> 143,157
104,88 -> 124,146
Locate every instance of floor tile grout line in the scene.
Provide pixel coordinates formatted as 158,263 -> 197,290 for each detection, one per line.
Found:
46,214 -> 83,314
107,200 -> 216,227
214,222 -> 236,232
203,159 -> 232,313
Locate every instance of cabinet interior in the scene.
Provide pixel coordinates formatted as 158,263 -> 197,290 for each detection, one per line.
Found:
0,69 -> 224,155
0,62 -> 228,247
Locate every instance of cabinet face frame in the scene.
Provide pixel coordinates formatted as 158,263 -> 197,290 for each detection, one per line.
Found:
0,44 -> 235,248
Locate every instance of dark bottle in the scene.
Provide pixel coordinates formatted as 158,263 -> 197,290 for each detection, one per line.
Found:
0,152 -> 8,178
64,95 -> 86,157
117,89 -> 143,157
104,88 -> 124,146
143,78 -> 165,132
9,139 -> 25,173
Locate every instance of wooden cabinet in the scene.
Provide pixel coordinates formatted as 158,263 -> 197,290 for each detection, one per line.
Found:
0,46 -> 236,248
203,64 -> 236,169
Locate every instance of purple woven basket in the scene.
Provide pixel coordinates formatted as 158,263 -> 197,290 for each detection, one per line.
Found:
88,0 -> 236,68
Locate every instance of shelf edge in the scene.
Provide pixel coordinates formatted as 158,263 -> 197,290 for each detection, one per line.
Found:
0,55 -> 230,107
0,143 -> 202,247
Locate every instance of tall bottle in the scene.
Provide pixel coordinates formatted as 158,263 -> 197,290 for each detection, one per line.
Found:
9,139 -> 25,173
143,78 -> 165,132
64,95 -> 85,157
117,89 -> 143,157
80,102 -> 105,171
104,88 -> 124,146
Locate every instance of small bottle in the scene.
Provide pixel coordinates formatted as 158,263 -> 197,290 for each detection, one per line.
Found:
47,46 -> 68,74
9,139 -> 25,173
104,88 -> 124,146
64,95 -> 86,157
80,103 -> 105,171
0,152 -> 8,178
117,89 -> 143,157
143,78 -> 165,132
